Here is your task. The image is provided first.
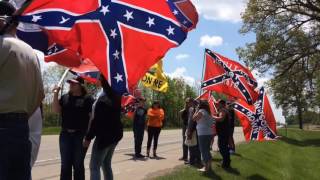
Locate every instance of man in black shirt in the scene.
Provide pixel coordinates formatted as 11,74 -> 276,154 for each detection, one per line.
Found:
179,98 -> 193,162
227,101 -> 236,154
53,77 -> 94,180
133,98 -> 147,158
213,100 -> 231,168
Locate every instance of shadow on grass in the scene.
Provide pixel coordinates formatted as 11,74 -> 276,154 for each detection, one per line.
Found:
280,136 -> 320,147
202,169 -> 223,180
224,166 -> 240,176
247,174 -> 268,180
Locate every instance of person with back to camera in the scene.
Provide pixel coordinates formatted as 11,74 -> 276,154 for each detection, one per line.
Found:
0,1 -> 44,179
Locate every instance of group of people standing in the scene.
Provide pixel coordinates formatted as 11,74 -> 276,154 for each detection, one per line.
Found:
52,75 -> 165,180
179,98 -> 235,172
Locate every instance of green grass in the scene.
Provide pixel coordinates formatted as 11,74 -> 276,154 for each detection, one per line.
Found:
42,127 -> 62,135
156,129 -> 320,180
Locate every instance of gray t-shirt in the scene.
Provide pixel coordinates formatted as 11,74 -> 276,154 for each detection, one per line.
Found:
196,109 -> 215,136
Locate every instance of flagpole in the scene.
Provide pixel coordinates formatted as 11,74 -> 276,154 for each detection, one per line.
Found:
57,68 -> 70,87
199,49 -> 206,96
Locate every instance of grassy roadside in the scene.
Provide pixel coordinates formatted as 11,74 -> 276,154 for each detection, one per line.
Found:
155,129 -> 320,180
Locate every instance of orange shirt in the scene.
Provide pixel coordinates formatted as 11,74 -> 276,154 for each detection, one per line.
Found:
147,108 -> 165,127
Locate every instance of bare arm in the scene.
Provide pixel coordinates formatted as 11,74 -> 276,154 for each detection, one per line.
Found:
52,86 -> 61,114
192,110 -> 203,122
212,110 -> 227,122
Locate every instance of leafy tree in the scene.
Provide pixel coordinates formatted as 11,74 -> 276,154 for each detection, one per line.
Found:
238,0 -> 320,129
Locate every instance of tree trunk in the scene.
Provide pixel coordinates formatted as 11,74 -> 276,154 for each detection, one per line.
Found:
297,104 -> 303,129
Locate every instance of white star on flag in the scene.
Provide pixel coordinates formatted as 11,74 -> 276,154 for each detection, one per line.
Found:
173,9 -> 179,15
113,50 -> 120,59
146,17 -> 155,28
100,5 -> 110,16
123,10 -> 134,22
31,15 -> 42,22
59,16 -> 70,24
114,73 -> 123,83
110,29 -> 117,39
166,25 -> 175,35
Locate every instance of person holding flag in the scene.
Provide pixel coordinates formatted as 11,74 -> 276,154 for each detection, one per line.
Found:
83,75 -> 123,180
212,100 -> 231,169
192,100 -> 215,172
52,76 -> 94,180
133,97 -> 147,158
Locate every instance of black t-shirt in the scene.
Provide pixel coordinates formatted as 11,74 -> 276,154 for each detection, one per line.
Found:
229,108 -> 235,128
86,92 -> 123,149
216,108 -> 230,137
59,93 -> 94,132
181,109 -> 188,127
133,107 -> 147,126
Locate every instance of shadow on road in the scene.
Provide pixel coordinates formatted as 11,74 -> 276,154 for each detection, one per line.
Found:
149,156 -> 166,160
123,153 -> 148,161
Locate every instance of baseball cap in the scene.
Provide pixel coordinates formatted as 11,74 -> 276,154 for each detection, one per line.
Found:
67,76 -> 84,84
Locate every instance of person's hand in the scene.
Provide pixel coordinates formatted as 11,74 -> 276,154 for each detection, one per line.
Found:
52,85 -> 61,94
83,139 -> 91,148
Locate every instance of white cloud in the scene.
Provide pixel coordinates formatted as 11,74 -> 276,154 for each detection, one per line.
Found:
175,54 -> 190,60
166,67 -> 195,86
200,35 -> 223,47
191,0 -> 246,23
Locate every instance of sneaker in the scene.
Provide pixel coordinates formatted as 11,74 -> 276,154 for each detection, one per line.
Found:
197,167 -> 206,172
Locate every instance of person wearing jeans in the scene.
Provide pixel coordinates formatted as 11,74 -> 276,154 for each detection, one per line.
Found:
133,98 -> 147,158
0,2 -> 44,179
53,77 -> 94,180
146,101 -> 164,158
192,100 -> 215,172
83,75 -> 123,180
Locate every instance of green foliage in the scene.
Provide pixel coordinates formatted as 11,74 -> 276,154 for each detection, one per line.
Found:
139,77 -> 197,128
238,0 -> 320,128
156,129 -> 320,180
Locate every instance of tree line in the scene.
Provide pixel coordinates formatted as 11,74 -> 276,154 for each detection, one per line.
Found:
237,0 -> 320,129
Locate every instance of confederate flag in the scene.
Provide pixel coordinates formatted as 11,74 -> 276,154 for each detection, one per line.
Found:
232,87 -> 277,141
202,49 -> 258,105
18,0 -> 198,94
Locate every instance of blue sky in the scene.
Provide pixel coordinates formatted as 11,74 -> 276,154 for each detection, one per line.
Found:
162,0 -> 285,123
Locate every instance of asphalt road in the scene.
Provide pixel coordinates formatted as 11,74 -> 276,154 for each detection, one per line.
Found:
32,128 -> 245,180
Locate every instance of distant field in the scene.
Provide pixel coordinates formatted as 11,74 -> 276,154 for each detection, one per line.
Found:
156,129 -> 320,180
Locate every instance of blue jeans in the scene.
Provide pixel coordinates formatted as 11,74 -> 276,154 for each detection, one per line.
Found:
90,141 -> 117,180
0,113 -> 31,180
198,135 -> 213,163
59,131 -> 86,180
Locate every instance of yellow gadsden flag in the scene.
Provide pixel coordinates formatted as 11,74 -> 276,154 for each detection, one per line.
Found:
141,60 -> 168,92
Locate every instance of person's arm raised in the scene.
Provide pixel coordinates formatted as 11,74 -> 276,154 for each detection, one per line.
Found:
52,85 -> 61,114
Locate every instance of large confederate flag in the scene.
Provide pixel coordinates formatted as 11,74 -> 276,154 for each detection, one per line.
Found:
18,0 -> 198,94
233,87 -> 277,141
202,49 -> 258,105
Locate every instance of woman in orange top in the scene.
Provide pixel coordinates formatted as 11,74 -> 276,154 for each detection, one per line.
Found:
146,101 -> 165,158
